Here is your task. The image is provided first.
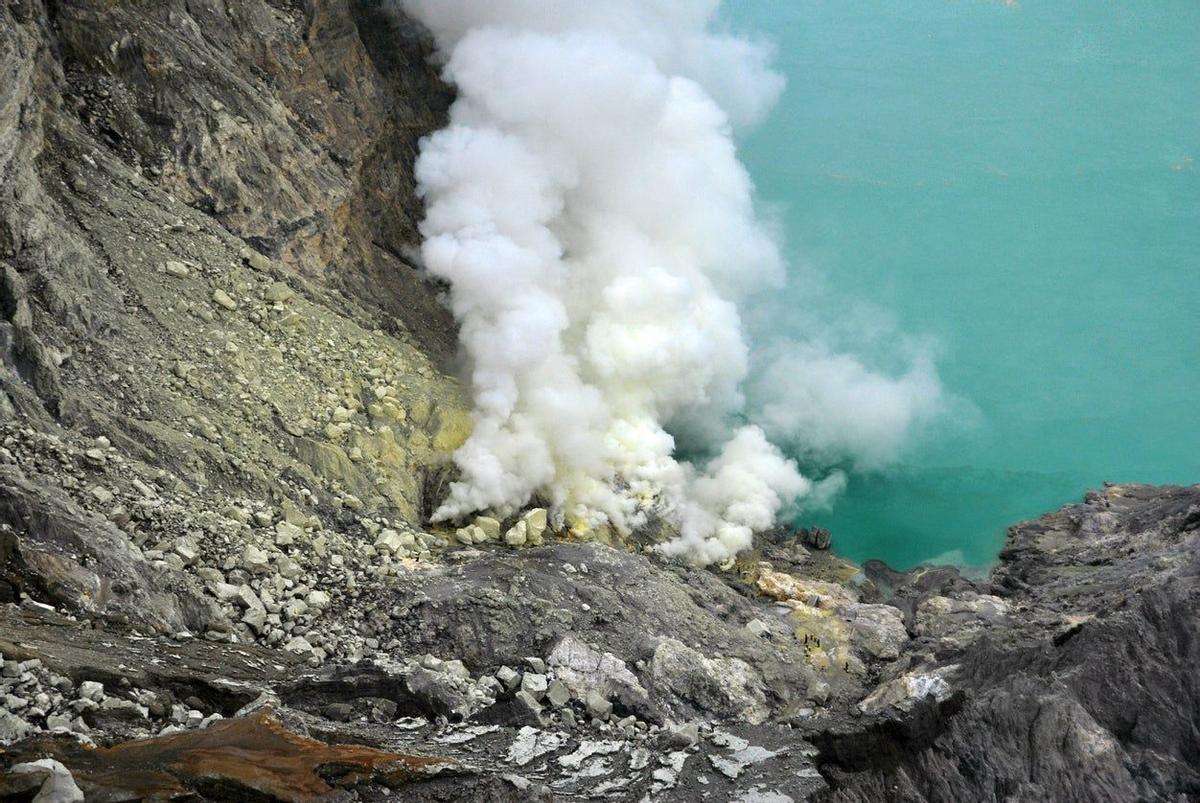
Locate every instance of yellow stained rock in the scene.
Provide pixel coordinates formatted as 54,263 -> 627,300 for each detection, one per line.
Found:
755,568 -> 857,610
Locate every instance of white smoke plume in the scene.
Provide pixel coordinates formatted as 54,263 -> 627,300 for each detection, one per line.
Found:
749,343 -> 946,471
398,0 -> 943,563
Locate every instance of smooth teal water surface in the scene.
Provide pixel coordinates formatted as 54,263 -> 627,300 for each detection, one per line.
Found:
728,1 -> 1200,569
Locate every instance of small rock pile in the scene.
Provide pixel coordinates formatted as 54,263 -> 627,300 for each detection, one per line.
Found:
0,656 -> 221,746
454,508 -> 550,548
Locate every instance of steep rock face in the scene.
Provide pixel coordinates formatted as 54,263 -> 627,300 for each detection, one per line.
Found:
816,484 -> 1200,802
0,0 -> 472,636
48,0 -> 458,360
1,0 -> 463,434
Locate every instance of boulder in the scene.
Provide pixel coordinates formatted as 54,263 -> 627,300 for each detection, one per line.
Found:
504,520 -> 527,547
240,545 -> 271,575
646,638 -> 768,725
522,509 -> 548,544
802,527 -> 832,550
474,516 -> 501,541
274,521 -> 303,546
0,710 -> 32,743
374,530 -> 406,556
405,667 -> 472,721
2,759 -> 83,802
844,603 -> 909,660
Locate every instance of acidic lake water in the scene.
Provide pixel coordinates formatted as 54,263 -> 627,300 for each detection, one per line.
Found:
729,1 -> 1199,569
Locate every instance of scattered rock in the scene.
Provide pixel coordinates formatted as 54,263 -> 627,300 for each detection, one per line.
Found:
495,666 -> 521,692
546,679 -> 570,708
585,689 -> 612,721
274,521 -> 303,546
241,545 -> 271,575
374,530 -> 407,556
520,672 -> 548,700
0,710 -> 32,743
212,289 -> 238,311
163,260 -> 189,278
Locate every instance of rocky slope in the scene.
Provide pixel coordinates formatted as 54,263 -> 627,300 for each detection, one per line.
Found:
1,2 -> 1197,801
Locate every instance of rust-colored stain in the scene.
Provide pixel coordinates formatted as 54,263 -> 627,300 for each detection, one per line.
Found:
16,709 -> 458,801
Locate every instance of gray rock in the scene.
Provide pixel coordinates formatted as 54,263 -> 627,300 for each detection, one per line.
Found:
546,636 -> 646,710
196,567 -> 225,584
844,603 -> 908,660
282,599 -> 308,620
240,545 -> 270,575
495,666 -> 521,691
211,289 -> 237,311
283,636 -> 313,654
242,605 -> 267,633
646,638 -> 768,724
914,592 -> 1009,645
405,667 -> 472,722
802,526 -> 832,550
276,556 -> 304,581
827,485 -> 1200,802
585,689 -> 612,721
513,690 -> 547,724
546,679 -> 571,708
664,721 -> 700,748
6,759 -> 84,802
0,710 -> 32,743
233,585 -> 262,610
274,521 -> 303,546
520,672 -> 548,700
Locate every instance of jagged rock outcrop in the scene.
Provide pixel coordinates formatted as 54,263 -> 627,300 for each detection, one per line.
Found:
812,483 -> 1200,802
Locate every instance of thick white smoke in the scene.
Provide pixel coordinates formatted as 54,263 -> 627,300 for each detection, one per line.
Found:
399,0 -> 944,563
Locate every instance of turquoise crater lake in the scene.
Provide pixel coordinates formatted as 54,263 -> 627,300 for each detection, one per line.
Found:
728,1 -> 1200,569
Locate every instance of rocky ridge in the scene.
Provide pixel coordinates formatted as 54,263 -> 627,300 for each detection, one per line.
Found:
1,1 -> 1197,800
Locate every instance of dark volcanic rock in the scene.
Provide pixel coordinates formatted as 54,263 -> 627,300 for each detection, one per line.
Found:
812,483 -> 1200,802
385,541 -> 824,723
0,465 -> 222,634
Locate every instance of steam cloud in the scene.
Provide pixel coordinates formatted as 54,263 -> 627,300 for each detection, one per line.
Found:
399,0 -> 945,562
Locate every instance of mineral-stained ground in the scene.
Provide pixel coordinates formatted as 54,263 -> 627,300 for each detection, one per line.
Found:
1,2 -> 1197,800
